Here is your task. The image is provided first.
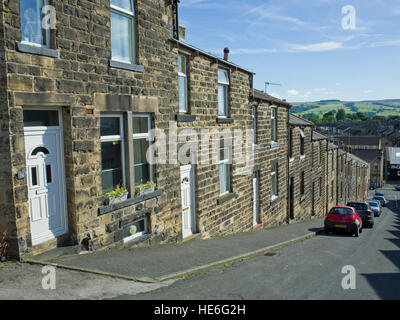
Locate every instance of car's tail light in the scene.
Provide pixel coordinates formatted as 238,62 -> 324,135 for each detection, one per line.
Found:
327,215 -> 336,222
365,210 -> 372,215
343,215 -> 356,223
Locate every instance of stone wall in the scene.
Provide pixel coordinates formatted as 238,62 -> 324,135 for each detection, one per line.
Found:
311,139 -> 328,217
252,99 -> 289,228
289,125 -> 313,222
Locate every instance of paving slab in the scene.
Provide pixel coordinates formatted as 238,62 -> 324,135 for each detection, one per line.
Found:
28,218 -> 324,282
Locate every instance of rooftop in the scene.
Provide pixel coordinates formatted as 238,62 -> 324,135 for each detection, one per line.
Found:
388,147 -> 400,165
350,149 -> 383,163
336,136 -> 381,146
289,114 -> 314,127
253,89 -> 291,107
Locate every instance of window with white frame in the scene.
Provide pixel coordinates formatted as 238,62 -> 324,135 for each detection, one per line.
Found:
252,106 -> 257,145
110,0 -> 135,64
20,0 -> 50,47
101,115 -> 126,195
219,139 -> 231,195
178,54 -> 188,113
271,162 -> 278,199
123,218 -> 147,242
132,114 -> 152,186
218,69 -> 229,117
271,108 -> 277,142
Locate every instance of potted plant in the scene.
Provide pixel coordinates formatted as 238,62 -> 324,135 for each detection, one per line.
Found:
105,185 -> 129,206
0,230 -> 8,263
135,180 -> 156,197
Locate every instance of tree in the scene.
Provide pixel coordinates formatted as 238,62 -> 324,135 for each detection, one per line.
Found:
322,111 -> 336,123
336,109 -> 346,122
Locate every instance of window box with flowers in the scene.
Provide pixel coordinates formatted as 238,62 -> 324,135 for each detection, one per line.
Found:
135,181 -> 156,197
105,185 -> 129,206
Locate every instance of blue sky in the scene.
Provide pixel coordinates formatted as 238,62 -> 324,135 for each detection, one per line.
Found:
179,0 -> 400,102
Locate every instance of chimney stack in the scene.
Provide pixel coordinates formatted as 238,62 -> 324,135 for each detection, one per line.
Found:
224,47 -> 230,61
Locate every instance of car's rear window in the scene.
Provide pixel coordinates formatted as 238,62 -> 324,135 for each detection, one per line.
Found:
374,196 -> 384,200
368,201 -> 379,207
348,203 -> 368,211
330,208 -> 354,215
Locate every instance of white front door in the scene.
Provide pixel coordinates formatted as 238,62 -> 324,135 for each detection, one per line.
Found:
24,115 -> 68,245
180,165 -> 196,238
253,172 -> 259,226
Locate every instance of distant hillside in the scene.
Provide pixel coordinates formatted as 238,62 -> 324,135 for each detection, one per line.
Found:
291,99 -> 400,119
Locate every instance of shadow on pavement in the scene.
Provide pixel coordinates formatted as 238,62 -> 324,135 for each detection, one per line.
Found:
362,195 -> 400,300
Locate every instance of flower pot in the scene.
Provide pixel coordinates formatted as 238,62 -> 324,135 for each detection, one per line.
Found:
139,186 -> 155,196
109,192 -> 128,206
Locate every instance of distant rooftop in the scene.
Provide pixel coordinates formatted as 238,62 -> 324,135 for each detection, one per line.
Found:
336,136 -> 381,146
289,113 -> 314,126
312,131 -> 327,141
350,149 -> 383,163
253,89 -> 291,107
388,147 -> 400,165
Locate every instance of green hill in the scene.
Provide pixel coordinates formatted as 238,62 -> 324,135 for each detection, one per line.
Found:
291,99 -> 400,119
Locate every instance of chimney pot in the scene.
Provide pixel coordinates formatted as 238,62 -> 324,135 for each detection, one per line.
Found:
224,47 -> 230,61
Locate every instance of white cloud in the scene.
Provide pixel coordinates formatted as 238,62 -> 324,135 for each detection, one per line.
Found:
180,0 -> 209,8
290,41 -> 343,52
288,89 -> 300,96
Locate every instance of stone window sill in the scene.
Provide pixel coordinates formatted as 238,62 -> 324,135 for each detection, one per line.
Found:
300,155 -> 306,160
124,233 -> 152,248
271,142 -> 280,148
109,60 -> 145,72
176,114 -> 196,122
289,157 -> 294,163
300,196 -> 306,204
17,42 -> 59,58
98,190 -> 162,215
253,144 -> 261,151
217,192 -> 236,205
270,196 -> 281,206
216,117 -> 234,124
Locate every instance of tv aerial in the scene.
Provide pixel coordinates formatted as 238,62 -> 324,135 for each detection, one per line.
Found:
265,81 -> 282,93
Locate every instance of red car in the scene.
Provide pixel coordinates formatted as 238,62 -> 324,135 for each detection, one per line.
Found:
324,206 -> 363,237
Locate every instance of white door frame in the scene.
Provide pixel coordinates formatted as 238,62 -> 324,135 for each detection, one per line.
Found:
24,107 -> 68,245
253,171 -> 259,226
180,164 -> 196,238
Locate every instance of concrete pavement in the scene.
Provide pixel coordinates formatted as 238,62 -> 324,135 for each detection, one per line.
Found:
26,218 -> 325,283
118,188 -> 400,300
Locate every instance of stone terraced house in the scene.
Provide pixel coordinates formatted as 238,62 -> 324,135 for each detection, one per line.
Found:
0,0 -> 370,259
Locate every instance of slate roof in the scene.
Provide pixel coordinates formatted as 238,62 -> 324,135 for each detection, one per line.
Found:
350,149 -> 383,163
312,131 -> 328,141
336,136 -> 381,146
346,152 -> 370,166
289,113 -> 314,126
253,89 -> 291,107
388,147 -> 400,165
328,142 -> 339,150
170,38 -> 254,75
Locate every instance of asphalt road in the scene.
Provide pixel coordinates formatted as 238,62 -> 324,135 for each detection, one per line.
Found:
118,188 -> 400,300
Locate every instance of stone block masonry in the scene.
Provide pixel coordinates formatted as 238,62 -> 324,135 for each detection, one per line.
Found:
0,0 -> 371,259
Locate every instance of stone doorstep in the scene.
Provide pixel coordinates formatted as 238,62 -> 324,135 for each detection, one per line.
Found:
181,233 -> 201,243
